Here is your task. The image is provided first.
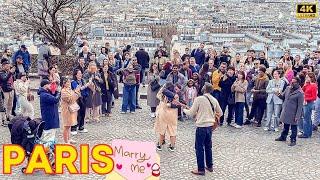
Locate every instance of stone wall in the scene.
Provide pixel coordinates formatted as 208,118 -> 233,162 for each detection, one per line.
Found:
30,55 -> 77,76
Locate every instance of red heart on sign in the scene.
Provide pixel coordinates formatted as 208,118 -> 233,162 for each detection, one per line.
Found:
116,163 -> 122,170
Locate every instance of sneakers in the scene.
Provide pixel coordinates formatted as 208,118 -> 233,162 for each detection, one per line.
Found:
79,129 -> 88,133
136,106 -> 142,109
70,131 -> 78,135
234,124 -> 243,129
156,142 -> 162,151
120,111 -> 126,114
130,111 -> 135,114
1,122 -> 8,127
263,127 -> 270,131
244,120 -> 251,125
151,113 -> 156,118
297,132 -> 303,136
168,144 -> 175,152
274,128 -> 279,132
288,141 -> 296,146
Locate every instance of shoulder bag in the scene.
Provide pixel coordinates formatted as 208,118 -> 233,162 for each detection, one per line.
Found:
204,95 -> 220,131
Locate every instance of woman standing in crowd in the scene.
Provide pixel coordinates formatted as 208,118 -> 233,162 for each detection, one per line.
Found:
147,63 -> 160,118
14,73 -> 34,119
46,66 -> 61,93
154,82 -> 179,152
159,62 -> 172,85
199,63 -> 211,94
231,71 -> 248,128
284,63 -> 294,84
275,77 -> 304,146
61,77 -> 81,144
100,61 -> 115,117
153,51 -> 168,71
299,72 -> 317,138
245,55 -> 255,71
71,69 -> 89,135
83,62 -> 103,122
293,55 -> 303,75
265,70 -> 285,132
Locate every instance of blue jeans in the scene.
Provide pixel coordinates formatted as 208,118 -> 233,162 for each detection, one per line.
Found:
314,98 -> 320,126
303,102 -> 314,137
265,100 -> 282,130
121,84 -> 136,112
235,102 -> 245,126
195,126 -> 213,172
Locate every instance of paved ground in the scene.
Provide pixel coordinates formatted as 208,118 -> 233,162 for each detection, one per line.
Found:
0,87 -> 320,180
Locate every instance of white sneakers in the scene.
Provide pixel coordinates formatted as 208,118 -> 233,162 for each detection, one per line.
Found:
71,129 -> 88,135
263,127 -> 270,131
151,113 -> 156,118
234,124 -> 243,129
79,129 -> 88,133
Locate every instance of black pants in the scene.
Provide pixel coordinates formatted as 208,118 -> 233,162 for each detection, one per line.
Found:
195,126 -> 213,172
11,91 -> 17,116
249,98 -> 266,124
71,98 -> 86,131
281,123 -> 297,142
220,101 -> 234,125
102,91 -> 112,114
151,107 -> 156,113
135,84 -> 140,107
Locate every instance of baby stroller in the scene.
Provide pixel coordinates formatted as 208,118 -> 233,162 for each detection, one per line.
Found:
9,116 -> 56,173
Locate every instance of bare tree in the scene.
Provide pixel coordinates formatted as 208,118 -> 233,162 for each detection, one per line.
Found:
12,0 -> 96,55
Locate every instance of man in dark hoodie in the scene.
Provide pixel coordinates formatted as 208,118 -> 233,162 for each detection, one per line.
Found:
38,79 -> 61,142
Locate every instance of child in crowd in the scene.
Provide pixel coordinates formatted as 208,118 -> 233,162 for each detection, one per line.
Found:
184,79 -> 198,107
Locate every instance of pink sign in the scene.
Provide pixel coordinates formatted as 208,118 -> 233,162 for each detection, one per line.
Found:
112,139 -> 159,180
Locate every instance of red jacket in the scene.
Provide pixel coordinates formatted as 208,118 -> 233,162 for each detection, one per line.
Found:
302,82 -> 317,102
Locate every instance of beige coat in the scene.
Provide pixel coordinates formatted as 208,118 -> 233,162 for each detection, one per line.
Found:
231,80 -> 248,103
61,88 -> 79,127
154,87 -> 178,136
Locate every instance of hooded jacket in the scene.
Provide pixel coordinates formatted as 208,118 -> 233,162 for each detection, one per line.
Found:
38,88 -> 60,130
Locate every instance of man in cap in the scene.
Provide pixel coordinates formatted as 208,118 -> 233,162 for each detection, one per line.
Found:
13,45 -> 31,73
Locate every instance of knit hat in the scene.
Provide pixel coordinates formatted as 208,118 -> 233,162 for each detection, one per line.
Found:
40,79 -> 50,87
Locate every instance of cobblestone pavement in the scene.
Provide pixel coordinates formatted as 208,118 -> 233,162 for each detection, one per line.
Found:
0,90 -> 320,180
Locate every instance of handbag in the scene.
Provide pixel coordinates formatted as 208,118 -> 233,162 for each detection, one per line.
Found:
150,79 -> 161,91
204,95 -> 220,131
227,93 -> 235,105
68,102 -> 80,112
27,93 -> 35,101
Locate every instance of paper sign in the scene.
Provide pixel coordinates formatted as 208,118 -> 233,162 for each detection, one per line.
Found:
110,140 -> 160,180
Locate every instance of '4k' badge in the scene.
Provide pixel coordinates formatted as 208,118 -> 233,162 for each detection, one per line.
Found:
296,3 -> 318,19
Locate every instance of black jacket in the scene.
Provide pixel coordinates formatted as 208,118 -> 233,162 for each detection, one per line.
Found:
219,75 -> 236,101
0,70 -> 14,92
135,49 -> 150,68
258,58 -> 269,68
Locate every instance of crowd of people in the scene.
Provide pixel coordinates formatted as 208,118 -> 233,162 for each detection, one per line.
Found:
1,39 -> 320,176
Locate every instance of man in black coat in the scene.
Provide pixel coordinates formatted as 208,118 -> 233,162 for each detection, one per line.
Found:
135,48 -> 150,86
